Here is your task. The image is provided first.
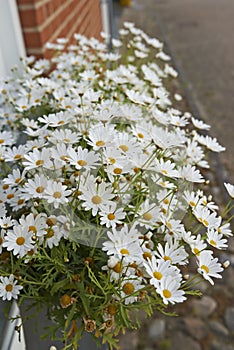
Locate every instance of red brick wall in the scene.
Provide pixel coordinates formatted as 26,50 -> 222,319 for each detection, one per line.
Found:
16,0 -> 103,57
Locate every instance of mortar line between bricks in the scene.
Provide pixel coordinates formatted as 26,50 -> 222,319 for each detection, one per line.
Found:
152,10 -> 233,208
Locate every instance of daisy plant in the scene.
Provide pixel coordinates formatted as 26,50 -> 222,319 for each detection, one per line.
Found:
0,22 -> 233,349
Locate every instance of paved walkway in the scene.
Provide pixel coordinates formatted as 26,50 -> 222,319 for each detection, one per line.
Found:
114,0 -> 234,184
114,1 -> 234,349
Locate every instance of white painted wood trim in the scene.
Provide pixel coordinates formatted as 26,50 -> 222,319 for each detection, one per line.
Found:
0,0 -> 26,77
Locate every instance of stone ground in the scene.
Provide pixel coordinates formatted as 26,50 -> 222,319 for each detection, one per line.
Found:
113,1 -> 234,349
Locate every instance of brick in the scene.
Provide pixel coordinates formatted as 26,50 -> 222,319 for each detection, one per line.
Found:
18,6 -> 44,27
18,8 -> 37,27
24,31 -> 42,48
18,0 -> 103,57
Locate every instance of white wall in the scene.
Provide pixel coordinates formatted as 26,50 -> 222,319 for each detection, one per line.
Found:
0,0 -> 26,77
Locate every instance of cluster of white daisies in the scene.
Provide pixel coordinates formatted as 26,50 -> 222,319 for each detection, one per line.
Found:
0,22 -> 233,312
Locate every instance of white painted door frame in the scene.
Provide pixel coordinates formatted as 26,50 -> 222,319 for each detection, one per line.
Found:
0,0 -> 26,77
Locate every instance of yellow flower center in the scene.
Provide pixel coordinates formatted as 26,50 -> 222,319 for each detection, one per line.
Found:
16,237 -> 25,246
162,169 -> 168,175
120,248 -> 130,255
36,159 -> 44,166
46,228 -> 54,238
166,221 -> 172,230
143,212 -> 153,221
153,271 -> 163,280
18,199 -> 24,205
77,160 -> 87,166
113,262 -> 122,273
3,184 -> 9,190
47,218 -> 56,226
163,198 -> 169,205
164,255 -> 172,263
109,157 -> 116,164
36,186 -> 44,193
27,249 -> 35,256
119,144 -> 129,152
7,193 -> 14,200
0,237 -> 3,245
143,251 -> 152,260
14,154 -> 22,160
209,239 -> 217,246
203,219 -> 209,227
91,195 -> 102,204
193,247 -> 200,255
201,264 -> 209,274
60,155 -> 69,161
113,168 -> 122,175
189,201 -> 196,207
163,289 -> 172,298
107,213 -> 115,220
53,191 -> 62,199
137,133 -> 144,139
0,139 -> 4,144
15,177 -> 22,184
123,282 -> 135,295
5,284 -> 13,292
28,225 -> 37,234
96,140 -> 105,147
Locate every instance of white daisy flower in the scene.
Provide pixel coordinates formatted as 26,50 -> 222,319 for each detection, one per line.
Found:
0,131 -> 15,146
3,225 -> 34,258
68,146 -> 100,171
136,199 -> 161,229
224,182 -> 234,199
87,123 -> 115,150
99,203 -> 126,228
0,274 -> 23,301
38,111 -> 72,127
154,158 -> 180,178
193,205 -> 221,229
48,129 -> 80,145
157,275 -> 186,305
120,276 -> 144,305
156,241 -> 188,266
20,174 -> 48,200
197,251 -> 223,285
4,145 -> 27,162
19,213 -> 47,238
44,225 -> 63,248
206,228 -> 228,250
217,222 -> 233,237
180,164 -> 205,183
143,256 -> 175,289
197,135 -> 225,152
0,216 -> 15,230
156,51 -> 171,61
23,148 -> 53,171
102,225 -> 142,264
189,234 -> 208,256
3,169 -> 24,187
79,179 -> 115,216
44,181 -> 72,209
191,117 -> 210,130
